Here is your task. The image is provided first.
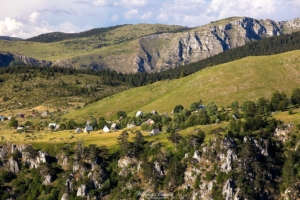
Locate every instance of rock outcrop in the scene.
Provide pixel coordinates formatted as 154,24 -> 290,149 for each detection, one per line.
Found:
77,184 -> 87,197
219,149 -> 238,172
118,156 -> 140,176
0,145 -> 8,159
8,157 -> 19,173
61,193 -> 69,200
42,174 -> 52,185
0,53 -> 51,68
22,150 -> 50,168
65,174 -> 74,191
222,179 -> 240,200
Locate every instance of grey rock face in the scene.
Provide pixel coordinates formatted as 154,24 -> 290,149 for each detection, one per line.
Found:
154,161 -> 164,176
72,161 -> 81,172
219,149 -> 238,172
22,150 -> 49,168
0,53 -> 51,67
77,184 -> 87,197
193,150 -> 201,162
222,179 -> 236,200
43,174 -> 52,185
65,174 -> 74,191
61,193 -> 69,200
0,145 -> 8,159
117,156 -> 139,176
8,157 -> 19,173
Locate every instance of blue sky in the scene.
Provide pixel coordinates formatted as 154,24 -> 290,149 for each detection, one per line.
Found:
0,0 -> 300,38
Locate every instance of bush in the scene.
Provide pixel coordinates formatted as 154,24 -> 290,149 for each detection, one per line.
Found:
2,96 -> 9,102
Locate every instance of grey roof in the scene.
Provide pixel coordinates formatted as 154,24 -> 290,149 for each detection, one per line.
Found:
84,126 -> 93,131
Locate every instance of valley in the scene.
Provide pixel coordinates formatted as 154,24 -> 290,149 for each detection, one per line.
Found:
0,15 -> 300,200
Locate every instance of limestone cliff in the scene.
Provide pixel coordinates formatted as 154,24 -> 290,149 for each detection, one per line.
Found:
98,17 -> 300,73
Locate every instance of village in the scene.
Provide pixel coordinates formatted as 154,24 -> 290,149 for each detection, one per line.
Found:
0,109 -> 169,138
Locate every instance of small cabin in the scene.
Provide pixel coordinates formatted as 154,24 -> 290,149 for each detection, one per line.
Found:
150,129 -> 160,136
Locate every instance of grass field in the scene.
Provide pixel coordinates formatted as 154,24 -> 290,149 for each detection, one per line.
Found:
63,50 -> 300,123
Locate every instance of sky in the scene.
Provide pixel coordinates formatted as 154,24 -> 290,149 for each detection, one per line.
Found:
0,0 -> 300,39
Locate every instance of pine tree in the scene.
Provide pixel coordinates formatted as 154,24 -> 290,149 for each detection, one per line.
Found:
117,131 -> 130,156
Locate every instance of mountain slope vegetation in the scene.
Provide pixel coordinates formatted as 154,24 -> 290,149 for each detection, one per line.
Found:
63,50 -> 300,122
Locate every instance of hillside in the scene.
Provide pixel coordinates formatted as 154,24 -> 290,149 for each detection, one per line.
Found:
0,67 -> 129,112
63,50 -> 300,122
0,17 -> 300,73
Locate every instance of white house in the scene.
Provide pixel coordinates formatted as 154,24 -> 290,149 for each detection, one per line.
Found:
136,111 -> 143,117
75,128 -> 82,133
84,126 -> 93,133
150,129 -> 160,136
17,127 -> 24,132
103,125 -> 110,133
110,123 -> 117,131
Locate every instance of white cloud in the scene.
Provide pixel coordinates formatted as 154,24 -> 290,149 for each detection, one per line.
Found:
157,13 -> 169,22
0,17 -> 23,36
29,11 -> 41,23
124,9 -> 138,19
92,0 -> 107,6
111,14 -> 119,21
141,12 -> 152,20
115,0 -> 147,7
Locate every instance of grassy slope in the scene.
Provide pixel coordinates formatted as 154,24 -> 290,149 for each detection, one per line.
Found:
63,50 -> 300,122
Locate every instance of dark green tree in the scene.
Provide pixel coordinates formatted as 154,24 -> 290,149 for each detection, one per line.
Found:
117,131 -> 130,156
291,88 -> 300,105
198,109 -> 209,125
168,132 -> 183,150
206,101 -> 218,116
117,110 -> 127,119
242,101 -> 257,118
98,117 -> 106,129
256,97 -> 269,115
133,130 -> 144,156
173,105 -> 184,113
8,117 -> 18,128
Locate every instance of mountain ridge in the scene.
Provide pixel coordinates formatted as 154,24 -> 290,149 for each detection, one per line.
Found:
0,16 -> 300,72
